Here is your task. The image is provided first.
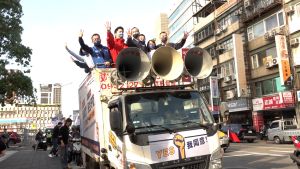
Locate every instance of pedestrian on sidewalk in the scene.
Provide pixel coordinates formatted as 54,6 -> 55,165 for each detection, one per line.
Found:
59,118 -> 72,169
34,129 -> 44,151
3,128 -> 9,148
0,134 -> 8,157
49,122 -> 62,157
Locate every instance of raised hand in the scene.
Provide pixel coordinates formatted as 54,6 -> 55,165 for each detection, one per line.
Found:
183,31 -> 189,39
105,21 -> 111,32
126,28 -> 132,38
79,29 -> 84,37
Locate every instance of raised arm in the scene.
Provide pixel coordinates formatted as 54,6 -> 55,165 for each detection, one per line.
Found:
105,21 -> 115,49
65,44 -> 84,62
174,31 -> 189,50
78,29 -> 93,54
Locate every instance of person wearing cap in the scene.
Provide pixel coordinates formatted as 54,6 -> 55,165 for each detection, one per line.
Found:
59,118 -> 72,169
49,121 -> 62,158
0,134 -> 8,157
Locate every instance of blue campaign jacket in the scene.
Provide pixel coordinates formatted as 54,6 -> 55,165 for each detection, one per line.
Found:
91,46 -> 112,68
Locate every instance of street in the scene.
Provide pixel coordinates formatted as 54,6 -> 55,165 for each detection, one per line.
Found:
223,141 -> 297,169
0,141 -> 297,169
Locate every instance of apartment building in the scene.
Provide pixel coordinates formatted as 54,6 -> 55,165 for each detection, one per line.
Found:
0,105 -> 61,133
39,83 -> 62,105
168,0 -> 207,48
191,0 -> 298,131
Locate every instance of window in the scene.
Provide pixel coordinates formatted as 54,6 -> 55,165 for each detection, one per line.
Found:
270,122 -> 279,129
265,14 -> 278,32
278,12 -> 284,26
262,79 -> 274,95
265,47 -> 277,58
247,11 -> 285,40
251,54 -> 259,69
248,27 -> 254,41
255,82 -> 262,97
253,21 -> 264,38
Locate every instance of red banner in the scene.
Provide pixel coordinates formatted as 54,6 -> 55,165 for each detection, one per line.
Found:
253,91 -> 294,111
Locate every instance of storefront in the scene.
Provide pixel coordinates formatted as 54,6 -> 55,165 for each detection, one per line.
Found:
227,98 -> 251,124
252,91 -> 295,132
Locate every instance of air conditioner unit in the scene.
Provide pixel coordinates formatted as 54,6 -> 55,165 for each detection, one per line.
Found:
224,76 -> 232,83
215,28 -> 222,35
216,45 -> 225,51
286,6 -> 295,15
265,61 -> 272,69
222,26 -> 228,32
272,58 -> 278,65
290,38 -> 299,47
244,0 -> 252,9
264,32 -> 271,40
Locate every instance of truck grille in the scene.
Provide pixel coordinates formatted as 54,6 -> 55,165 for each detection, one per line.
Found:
152,155 -> 210,169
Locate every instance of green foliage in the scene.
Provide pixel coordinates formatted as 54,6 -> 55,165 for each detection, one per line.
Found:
0,0 -> 35,105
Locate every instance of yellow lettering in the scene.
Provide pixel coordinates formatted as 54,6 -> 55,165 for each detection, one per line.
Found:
169,146 -> 175,156
156,150 -> 162,159
163,148 -> 168,157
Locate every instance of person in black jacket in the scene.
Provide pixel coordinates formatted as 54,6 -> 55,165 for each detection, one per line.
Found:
156,31 -> 189,50
48,122 -> 62,157
126,27 -> 148,53
78,30 -> 112,68
59,118 -> 72,169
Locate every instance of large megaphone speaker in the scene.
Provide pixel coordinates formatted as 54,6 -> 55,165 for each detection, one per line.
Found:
184,47 -> 213,79
116,47 -> 151,81
151,46 -> 184,81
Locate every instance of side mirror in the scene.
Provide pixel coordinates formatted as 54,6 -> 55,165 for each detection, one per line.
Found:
110,110 -> 122,134
212,123 -> 219,131
125,123 -> 135,134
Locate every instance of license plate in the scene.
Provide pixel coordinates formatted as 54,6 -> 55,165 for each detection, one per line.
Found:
248,131 -> 252,133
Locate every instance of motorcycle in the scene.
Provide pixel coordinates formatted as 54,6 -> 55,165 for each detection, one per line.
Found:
70,136 -> 82,166
290,136 -> 300,168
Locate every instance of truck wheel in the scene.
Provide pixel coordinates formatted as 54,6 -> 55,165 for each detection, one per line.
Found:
274,136 -> 281,144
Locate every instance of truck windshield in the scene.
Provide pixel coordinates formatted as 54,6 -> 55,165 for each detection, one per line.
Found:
125,91 -> 214,133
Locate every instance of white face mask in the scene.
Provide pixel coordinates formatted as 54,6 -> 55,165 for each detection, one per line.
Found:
118,33 -> 124,38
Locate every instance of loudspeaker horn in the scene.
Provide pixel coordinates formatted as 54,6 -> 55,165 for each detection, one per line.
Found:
184,47 -> 213,79
116,47 -> 151,81
151,46 -> 184,81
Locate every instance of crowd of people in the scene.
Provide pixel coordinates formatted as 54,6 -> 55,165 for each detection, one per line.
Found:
66,21 -> 189,73
32,118 -> 78,169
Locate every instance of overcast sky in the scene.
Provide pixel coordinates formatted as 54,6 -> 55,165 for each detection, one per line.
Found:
20,0 -> 177,117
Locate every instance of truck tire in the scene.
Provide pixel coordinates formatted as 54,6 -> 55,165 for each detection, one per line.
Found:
274,136 -> 281,144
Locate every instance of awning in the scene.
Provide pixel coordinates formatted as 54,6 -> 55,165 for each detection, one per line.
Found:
0,118 -> 28,124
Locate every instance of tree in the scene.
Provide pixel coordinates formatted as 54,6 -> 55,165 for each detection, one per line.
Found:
0,0 -> 35,106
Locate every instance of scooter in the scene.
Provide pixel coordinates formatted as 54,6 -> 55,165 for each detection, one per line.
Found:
71,136 -> 82,166
290,136 -> 300,168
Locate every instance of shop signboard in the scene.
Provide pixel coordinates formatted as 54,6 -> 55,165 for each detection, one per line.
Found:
252,91 -> 294,111
227,98 -> 250,112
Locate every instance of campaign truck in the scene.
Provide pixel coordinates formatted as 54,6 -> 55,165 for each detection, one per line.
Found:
79,47 -> 223,169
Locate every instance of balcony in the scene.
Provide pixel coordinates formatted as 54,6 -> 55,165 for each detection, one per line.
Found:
241,0 -> 282,23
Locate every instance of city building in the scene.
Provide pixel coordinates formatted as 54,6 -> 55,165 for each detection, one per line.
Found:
285,0 -> 300,127
190,0 -> 298,131
168,0 -> 210,48
0,104 -> 61,133
38,83 -> 62,105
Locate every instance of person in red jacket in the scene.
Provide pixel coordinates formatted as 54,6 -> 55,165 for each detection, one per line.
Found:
105,21 -> 127,64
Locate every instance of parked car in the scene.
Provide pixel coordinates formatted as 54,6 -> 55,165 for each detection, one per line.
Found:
0,131 -> 21,144
221,123 -> 257,143
218,130 -> 230,151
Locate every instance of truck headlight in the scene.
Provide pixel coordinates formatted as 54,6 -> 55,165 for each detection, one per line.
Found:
127,161 -> 152,169
209,147 -> 223,169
